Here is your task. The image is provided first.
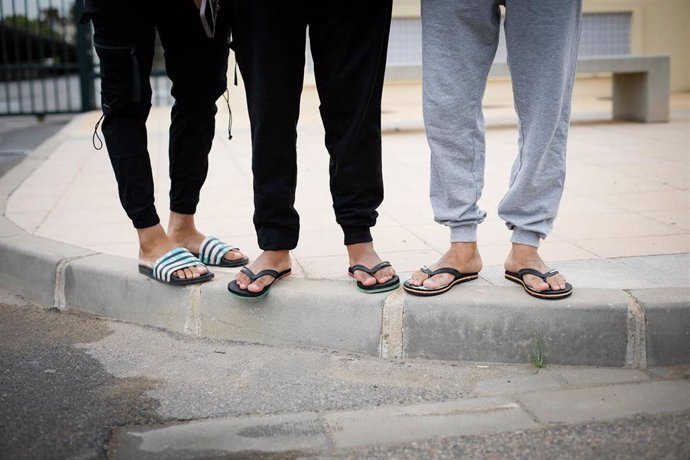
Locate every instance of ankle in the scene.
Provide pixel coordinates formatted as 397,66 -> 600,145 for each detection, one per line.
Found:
505,243 -> 545,271
167,211 -> 197,234
258,250 -> 291,264
346,242 -> 375,260
448,242 -> 480,259
137,225 -> 170,253
509,243 -> 539,259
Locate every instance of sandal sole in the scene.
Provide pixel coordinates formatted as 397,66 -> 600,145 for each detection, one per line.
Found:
504,273 -> 573,300
402,274 -> 479,296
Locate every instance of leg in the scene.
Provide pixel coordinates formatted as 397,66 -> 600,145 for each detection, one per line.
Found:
230,0 -> 307,293
90,0 -> 206,281
232,0 -> 306,251
156,0 -> 229,217
308,0 -> 390,246
500,0 -> 582,293
308,0 -> 397,288
90,0 -> 157,230
156,0 -> 245,264
423,0 -> 500,243
409,0 -> 500,290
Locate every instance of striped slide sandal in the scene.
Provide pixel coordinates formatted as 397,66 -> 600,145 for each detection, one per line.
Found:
192,236 -> 249,268
138,247 -> 214,286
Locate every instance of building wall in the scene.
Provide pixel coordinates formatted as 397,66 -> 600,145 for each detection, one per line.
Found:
391,0 -> 690,91
584,0 -> 690,91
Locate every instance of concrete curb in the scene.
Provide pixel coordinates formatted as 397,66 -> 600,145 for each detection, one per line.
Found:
1,122 -> 689,367
1,222 -> 688,367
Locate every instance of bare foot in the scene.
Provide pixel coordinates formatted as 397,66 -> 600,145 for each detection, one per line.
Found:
504,243 -> 567,292
408,242 -> 483,289
234,250 -> 291,294
138,224 -> 208,280
347,242 -> 396,287
167,211 -> 246,263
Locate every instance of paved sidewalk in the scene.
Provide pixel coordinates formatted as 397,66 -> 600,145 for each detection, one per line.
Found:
5,82 -> 689,285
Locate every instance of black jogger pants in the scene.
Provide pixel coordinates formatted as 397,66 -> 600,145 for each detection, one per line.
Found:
86,0 -> 230,228
231,0 -> 392,249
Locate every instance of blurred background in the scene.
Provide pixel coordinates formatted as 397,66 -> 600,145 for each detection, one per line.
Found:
0,0 -> 688,118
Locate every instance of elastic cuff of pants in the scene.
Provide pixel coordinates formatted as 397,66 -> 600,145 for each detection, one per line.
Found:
343,226 -> 373,246
132,214 -> 161,230
511,229 -> 541,248
449,225 -> 478,243
258,229 -> 299,251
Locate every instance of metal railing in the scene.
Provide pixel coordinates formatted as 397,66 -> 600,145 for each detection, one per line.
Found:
0,0 -> 95,116
0,0 -> 173,117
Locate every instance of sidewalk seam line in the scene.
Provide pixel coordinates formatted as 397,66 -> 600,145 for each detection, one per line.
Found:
509,395 -> 545,427
317,412 -> 337,451
53,253 -> 100,311
184,286 -> 201,336
624,290 -> 648,369
379,288 -> 404,359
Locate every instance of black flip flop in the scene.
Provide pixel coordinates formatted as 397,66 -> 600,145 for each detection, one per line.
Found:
227,266 -> 292,299
403,266 -> 479,296
505,268 -> 573,300
348,261 -> 400,294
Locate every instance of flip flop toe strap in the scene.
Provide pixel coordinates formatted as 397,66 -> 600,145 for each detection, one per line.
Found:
349,261 -> 392,276
153,248 -> 204,282
420,266 -> 463,278
199,236 -> 238,265
518,268 -> 559,282
240,267 -> 280,283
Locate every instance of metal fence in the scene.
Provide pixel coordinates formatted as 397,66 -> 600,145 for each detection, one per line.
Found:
0,0 -> 95,115
0,0 -> 173,117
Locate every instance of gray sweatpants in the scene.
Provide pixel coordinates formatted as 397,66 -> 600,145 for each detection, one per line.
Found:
422,0 -> 582,247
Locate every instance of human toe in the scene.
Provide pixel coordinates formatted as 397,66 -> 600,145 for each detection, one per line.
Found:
525,275 -> 549,292
374,267 -> 394,284
354,271 -> 377,286
224,249 -> 245,261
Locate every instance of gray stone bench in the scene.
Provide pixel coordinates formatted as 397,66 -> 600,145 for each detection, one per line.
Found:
388,55 -> 671,123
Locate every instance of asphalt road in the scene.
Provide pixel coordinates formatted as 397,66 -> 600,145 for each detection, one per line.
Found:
1,291 -> 689,460
0,114 -> 72,178
0,294 -> 161,459
336,411 -> 690,460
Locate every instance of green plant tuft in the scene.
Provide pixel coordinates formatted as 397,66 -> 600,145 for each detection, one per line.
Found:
529,337 -> 547,369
